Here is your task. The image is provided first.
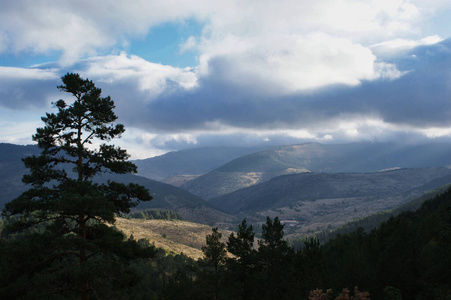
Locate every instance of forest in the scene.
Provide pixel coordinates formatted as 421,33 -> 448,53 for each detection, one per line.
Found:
1,187 -> 451,299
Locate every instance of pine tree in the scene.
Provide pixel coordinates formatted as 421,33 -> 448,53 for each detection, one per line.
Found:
227,219 -> 257,299
257,217 -> 294,300
227,219 -> 255,262
1,73 -> 152,299
201,227 -> 226,299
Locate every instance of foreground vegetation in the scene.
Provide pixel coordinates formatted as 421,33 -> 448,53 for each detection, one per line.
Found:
1,187 -> 451,299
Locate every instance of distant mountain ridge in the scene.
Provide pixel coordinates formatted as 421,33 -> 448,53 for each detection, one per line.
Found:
132,146 -> 264,181
210,167 -> 451,214
207,167 -> 451,237
181,142 -> 451,199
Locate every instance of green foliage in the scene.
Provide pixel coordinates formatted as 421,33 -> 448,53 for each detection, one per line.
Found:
128,209 -> 183,220
227,219 -> 256,263
201,227 -> 226,299
0,73 -> 152,299
320,187 -> 451,299
226,219 -> 257,299
201,227 -> 226,270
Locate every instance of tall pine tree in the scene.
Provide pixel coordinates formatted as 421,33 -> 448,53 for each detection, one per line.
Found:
1,73 -> 152,300
257,217 -> 294,300
227,219 -> 257,299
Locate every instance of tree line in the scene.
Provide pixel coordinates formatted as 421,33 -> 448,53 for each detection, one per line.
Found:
128,209 -> 183,220
167,188 -> 451,299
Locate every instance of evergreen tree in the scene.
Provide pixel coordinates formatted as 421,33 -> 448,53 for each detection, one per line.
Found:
201,227 -> 226,299
257,217 -> 294,300
226,219 -> 257,299
202,227 -> 226,273
227,219 -> 255,262
1,73 -> 152,299
294,237 -> 324,297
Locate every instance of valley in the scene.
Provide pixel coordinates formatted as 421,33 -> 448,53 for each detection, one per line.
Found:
3,141 -> 451,241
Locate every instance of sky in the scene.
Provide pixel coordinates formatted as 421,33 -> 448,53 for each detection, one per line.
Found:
1,0 -> 451,159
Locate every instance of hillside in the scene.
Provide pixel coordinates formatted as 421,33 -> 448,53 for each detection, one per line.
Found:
209,167 -> 451,236
0,144 -> 41,206
317,183 -> 451,242
211,167 -> 451,213
181,143 -> 451,200
114,218 -> 232,260
319,187 -> 451,299
132,146 -> 264,181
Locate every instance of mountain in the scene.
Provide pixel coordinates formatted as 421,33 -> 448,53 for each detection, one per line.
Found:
0,143 -> 41,206
132,146 -> 264,182
0,143 -> 232,224
209,167 -> 451,236
317,183 -> 451,242
181,142 -> 451,200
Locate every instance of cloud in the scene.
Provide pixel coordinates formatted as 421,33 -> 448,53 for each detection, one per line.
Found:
0,0 -> 206,65
0,0 -> 445,65
371,35 -> 444,57
3,38 -> 447,156
79,53 -> 198,95
0,67 -> 59,109
2,0 -> 451,158
196,33 -> 385,93
135,38 -> 451,133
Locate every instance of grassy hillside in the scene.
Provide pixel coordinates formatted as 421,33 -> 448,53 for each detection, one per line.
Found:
114,218 -> 231,260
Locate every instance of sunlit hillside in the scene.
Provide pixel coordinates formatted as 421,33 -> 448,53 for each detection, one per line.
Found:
114,218 -> 231,260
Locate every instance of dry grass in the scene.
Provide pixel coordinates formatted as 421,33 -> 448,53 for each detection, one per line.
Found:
114,218 -> 231,260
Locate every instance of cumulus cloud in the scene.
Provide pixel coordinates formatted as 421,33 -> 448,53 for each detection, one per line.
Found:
197,33 -> 384,93
80,53 -> 198,96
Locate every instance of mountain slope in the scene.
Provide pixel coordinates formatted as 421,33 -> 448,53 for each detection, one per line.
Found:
0,143 -> 233,224
208,167 -> 451,236
181,143 -> 451,200
114,218 -> 231,260
0,143 -> 41,206
318,183 -> 451,242
211,167 -> 451,213
320,186 -> 451,299
132,146 -> 264,181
